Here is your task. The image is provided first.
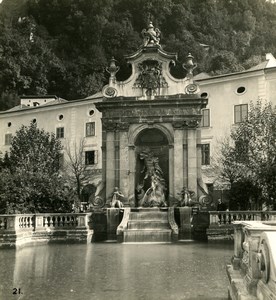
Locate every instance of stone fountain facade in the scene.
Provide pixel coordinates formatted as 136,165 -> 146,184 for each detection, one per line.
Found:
95,22 -> 208,211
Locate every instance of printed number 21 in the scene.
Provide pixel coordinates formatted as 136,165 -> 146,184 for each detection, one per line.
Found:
13,288 -> 21,294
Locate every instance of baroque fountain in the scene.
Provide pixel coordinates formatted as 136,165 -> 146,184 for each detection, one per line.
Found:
92,22 -> 211,243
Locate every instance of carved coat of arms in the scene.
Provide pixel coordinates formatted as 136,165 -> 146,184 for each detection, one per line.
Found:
134,60 -> 168,96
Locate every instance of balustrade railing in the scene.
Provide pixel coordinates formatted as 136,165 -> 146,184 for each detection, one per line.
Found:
42,214 -> 81,228
18,215 -> 35,229
209,211 -> 276,226
0,213 -> 89,232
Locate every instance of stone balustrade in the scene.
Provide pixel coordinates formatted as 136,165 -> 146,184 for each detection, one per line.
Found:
227,221 -> 276,300
209,211 -> 276,225
0,213 -> 92,248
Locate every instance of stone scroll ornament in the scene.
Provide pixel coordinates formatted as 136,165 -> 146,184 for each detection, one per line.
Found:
257,239 -> 270,283
134,60 -> 168,96
91,181 -> 105,208
103,86 -> 118,98
137,148 -> 167,207
185,83 -> 199,94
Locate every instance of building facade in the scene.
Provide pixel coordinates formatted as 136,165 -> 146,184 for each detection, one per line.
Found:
1,31 -> 276,204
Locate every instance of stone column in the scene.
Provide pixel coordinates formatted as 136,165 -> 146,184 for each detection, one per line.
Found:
101,131 -> 106,196
119,131 -> 129,205
196,128 -> 202,181
173,129 -> 183,197
187,129 -> 197,194
168,145 -> 174,202
128,145 -> 136,207
114,131 -> 120,188
106,131 -> 115,200
183,130 -> 188,188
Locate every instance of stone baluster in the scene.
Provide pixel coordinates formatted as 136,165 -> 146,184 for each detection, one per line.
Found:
43,215 -> 48,227
66,216 -> 70,227
49,216 -> 54,228
70,216 -> 75,227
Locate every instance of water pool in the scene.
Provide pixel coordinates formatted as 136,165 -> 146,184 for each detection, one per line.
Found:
0,242 -> 233,300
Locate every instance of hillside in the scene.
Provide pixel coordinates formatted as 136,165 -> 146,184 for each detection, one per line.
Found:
1,0 -> 276,110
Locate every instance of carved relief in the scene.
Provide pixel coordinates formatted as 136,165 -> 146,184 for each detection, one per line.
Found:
102,119 -> 129,131
104,107 -> 199,118
172,119 -> 200,129
134,60 -> 168,96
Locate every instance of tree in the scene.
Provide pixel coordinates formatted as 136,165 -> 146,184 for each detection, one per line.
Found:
0,122 -> 72,213
217,100 -> 276,209
64,138 -> 98,205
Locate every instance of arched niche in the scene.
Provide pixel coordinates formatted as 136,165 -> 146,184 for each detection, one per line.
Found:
134,128 -> 169,206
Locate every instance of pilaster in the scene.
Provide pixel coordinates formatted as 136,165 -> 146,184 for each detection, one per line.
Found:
106,131 -> 115,201
119,131 -> 129,205
128,145 -> 136,206
173,129 -> 183,197
187,129 -> 197,194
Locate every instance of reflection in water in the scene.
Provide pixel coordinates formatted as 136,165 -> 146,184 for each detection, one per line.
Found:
0,242 -> 232,300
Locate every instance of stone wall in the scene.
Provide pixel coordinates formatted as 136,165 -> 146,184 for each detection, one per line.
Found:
227,221 -> 276,300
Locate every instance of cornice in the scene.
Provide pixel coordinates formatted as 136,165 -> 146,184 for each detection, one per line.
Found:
125,46 -> 177,62
196,69 -> 266,85
0,97 -> 103,117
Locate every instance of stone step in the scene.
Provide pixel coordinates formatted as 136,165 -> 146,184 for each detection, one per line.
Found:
123,229 -> 172,243
129,212 -> 168,221
127,220 -> 170,230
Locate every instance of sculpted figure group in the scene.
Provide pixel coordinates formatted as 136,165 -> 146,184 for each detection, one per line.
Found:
136,148 -> 167,207
141,22 -> 161,47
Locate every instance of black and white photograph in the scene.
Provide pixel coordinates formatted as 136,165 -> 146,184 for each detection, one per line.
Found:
0,0 -> 276,299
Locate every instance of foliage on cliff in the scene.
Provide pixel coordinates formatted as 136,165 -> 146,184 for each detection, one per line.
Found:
1,0 -> 276,109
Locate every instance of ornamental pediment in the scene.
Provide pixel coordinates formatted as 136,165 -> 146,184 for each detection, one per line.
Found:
102,22 -> 199,100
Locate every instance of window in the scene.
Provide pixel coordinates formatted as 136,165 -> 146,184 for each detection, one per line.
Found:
234,104 -> 248,123
236,86 -> 246,94
201,144 -> 210,165
56,127 -> 64,138
201,109 -> 210,127
5,133 -> 12,145
88,109 -> 95,116
86,122 -> 95,137
85,150 -> 98,165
